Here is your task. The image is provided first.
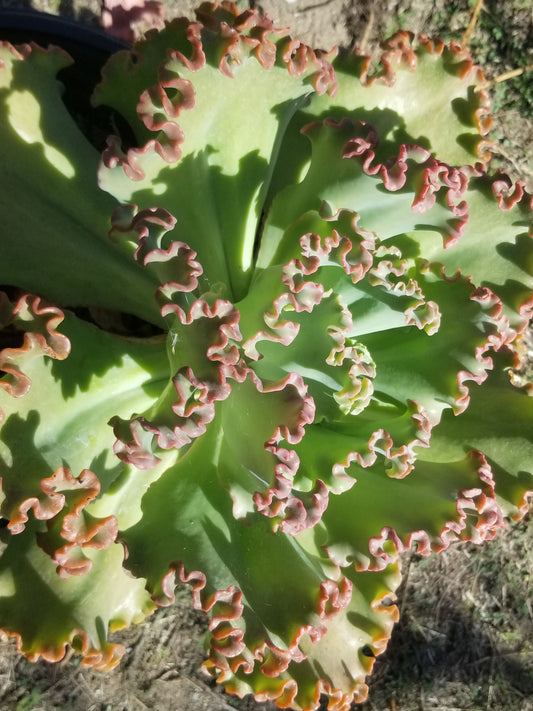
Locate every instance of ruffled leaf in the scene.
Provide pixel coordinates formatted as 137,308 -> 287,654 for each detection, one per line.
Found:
0,42 -> 159,323
0,296 -> 170,664
0,519 -> 153,670
0,3 -> 531,710
95,4 -> 335,299
120,419 -> 402,706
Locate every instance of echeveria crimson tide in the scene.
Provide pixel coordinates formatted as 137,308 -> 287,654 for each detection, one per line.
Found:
0,3 -> 532,709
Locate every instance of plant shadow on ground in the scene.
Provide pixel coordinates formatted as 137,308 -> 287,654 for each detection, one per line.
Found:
357,513 -> 533,711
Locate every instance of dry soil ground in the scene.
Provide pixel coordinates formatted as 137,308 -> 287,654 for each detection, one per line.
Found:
0,1 -> 532,710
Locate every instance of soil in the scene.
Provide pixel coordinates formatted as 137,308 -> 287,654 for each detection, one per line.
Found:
0,1 -> 531,710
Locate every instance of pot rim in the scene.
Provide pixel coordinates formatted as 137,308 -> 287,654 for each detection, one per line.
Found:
0,7 -> 129,54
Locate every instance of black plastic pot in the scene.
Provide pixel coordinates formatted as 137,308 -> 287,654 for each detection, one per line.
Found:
0,8 -> 130,147
0,7 -> 128,56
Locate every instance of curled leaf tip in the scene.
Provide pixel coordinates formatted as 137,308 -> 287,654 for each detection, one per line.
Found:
0,293 -> 70,398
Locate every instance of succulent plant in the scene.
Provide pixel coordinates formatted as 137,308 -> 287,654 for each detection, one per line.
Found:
0,3 -> 531,709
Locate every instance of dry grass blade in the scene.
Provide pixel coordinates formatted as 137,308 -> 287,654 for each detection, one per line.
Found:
479,63 -> 533,89
462,0 -> 485,47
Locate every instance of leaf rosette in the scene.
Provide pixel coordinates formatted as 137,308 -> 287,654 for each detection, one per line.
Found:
0,3 -> 532,709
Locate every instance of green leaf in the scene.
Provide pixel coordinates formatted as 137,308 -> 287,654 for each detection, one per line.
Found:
0,6 -> 531,710
0,309 -> 168,528
0,44 -> 159,323
95,15 -> 335,300
121,418 -> 402,707
0,519 -> 153,669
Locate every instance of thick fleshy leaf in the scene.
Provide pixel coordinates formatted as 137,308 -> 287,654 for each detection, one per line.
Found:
0,519 -> 153,670
0,299 -> 171,664
424,349 -> 533,521
318,33 -> 493,166
0,43 -> 159,323
0,305 -> 167,489
259,32 -> 492,215
0,3 -> 531,710
120,418 -> 402,706
95,6 -> 336,299
417,172 -> 533,330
